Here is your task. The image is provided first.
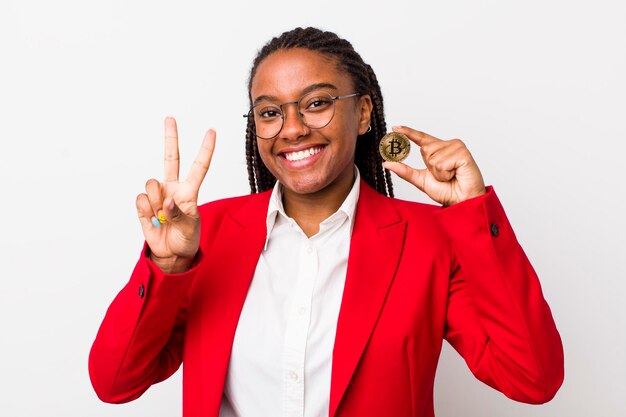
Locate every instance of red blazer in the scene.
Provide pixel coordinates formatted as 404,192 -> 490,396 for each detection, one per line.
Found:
89,181 -> 563,417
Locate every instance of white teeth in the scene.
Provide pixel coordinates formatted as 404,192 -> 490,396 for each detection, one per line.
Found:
284,147 -> 322,161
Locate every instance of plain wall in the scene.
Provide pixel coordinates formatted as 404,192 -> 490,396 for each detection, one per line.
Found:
1,0 -> 624,415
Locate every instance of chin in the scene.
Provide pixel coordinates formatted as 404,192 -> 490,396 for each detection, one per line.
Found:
279,174 -> 331,195
282,182 -> 325,196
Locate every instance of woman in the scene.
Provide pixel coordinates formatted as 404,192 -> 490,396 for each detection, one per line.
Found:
89,27 -> 563,417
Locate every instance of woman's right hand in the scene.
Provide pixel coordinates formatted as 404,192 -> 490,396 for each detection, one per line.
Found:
136,117 -> 216,274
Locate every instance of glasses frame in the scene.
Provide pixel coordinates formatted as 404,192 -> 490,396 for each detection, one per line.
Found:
243,92 -> 362,139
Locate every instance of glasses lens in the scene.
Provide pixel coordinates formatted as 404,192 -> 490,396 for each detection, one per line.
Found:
251,102 -> 283,139
299,91 -> 335,129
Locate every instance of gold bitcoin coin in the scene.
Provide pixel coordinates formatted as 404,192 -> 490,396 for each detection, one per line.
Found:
379,132 -> 410,162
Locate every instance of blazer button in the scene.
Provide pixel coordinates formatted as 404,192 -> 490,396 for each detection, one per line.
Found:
490,223 -> 499,237
138,284 -> 145,298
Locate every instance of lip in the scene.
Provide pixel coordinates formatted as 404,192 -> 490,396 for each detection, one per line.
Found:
277,143 -> 327,170
277,142 -> 326,154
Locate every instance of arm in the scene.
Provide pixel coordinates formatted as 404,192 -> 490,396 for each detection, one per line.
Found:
438,188 -> 563,403
88,247 -> 201,402
384,126 -> 563,402
89,117 -> 215,402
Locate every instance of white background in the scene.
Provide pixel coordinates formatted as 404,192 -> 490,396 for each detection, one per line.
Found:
1,0 -> 624,416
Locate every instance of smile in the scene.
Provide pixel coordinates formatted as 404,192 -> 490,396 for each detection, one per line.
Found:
283,146 -> 324,162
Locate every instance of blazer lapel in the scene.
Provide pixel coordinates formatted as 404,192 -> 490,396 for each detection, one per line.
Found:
198,192 -> 271,414
329,182 -> 407,417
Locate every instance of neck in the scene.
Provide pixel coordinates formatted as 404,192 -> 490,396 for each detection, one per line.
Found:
282,171 -> 355,238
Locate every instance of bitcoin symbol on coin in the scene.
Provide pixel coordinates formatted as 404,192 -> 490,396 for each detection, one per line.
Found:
390,137 -> 403,156
379,132 -> 410,162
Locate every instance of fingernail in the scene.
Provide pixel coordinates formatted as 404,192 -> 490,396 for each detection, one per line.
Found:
151,217 -> 161,228
392,125 -> 403,130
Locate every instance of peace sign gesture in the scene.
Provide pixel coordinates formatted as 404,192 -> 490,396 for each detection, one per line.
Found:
136,117 -> 216,273
383,126 -> 486,206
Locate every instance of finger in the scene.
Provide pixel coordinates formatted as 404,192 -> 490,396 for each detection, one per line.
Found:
433,139 -> 473,167
419,139 -> 449,164
186,129 -> 216,192
145,178 -> 164,216
164,116 -> 180,182
162,197 -> 188,223
421,137 -> 466,158
422,140 -> 470,182
421,146 -> 457,182
383,161 -> 429,193
136,193 -> 156,230
428,161 -> 456,183
392,125 -> 441,148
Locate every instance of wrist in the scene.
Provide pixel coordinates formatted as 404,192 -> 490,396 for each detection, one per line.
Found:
149,252 -> 195,274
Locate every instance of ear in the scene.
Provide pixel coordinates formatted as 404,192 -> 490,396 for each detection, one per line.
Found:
357,94 -> 374,135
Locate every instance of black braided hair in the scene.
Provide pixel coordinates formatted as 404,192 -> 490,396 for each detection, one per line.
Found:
245,27 -> 394,197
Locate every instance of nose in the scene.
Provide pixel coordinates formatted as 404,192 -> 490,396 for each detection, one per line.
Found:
279,102 -> 308,141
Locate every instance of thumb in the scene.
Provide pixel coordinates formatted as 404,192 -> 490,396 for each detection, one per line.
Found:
163,197 -> 186,223
383,161 -> 429,193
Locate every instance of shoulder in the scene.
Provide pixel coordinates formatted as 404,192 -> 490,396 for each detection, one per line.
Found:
358,181 -> 440,222
384,195 -> 447,237
195,191 -> 271,245
198,191 -> 270,214
197,191 -> 272,226
357,184 -> 455,265
357,181 -> 450,243
386,195 -> 439,216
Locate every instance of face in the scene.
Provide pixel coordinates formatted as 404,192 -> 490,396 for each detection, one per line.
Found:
250,48 -> 373,197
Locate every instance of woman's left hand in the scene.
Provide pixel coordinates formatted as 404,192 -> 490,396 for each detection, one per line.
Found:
383,126 -> 486,206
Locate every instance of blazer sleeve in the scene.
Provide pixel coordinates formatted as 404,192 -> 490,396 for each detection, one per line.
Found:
436,187 -> 564,404
88,244 -> 203,403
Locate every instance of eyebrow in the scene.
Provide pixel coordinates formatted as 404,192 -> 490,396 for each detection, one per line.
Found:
253,83 -> 338,105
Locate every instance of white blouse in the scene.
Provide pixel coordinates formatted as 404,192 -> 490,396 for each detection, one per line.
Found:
219,171 -> 360,417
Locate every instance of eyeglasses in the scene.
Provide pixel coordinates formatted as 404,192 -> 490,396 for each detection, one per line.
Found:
243,91 -> 361,139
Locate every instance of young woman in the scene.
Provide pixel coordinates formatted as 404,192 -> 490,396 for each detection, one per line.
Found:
89,27 -> 563,417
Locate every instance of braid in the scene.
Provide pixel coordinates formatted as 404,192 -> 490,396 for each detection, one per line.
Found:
246,27 -> 393,196
245,115 -> 275,193
245,120 -> 257,192
364,64 -> 394,197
